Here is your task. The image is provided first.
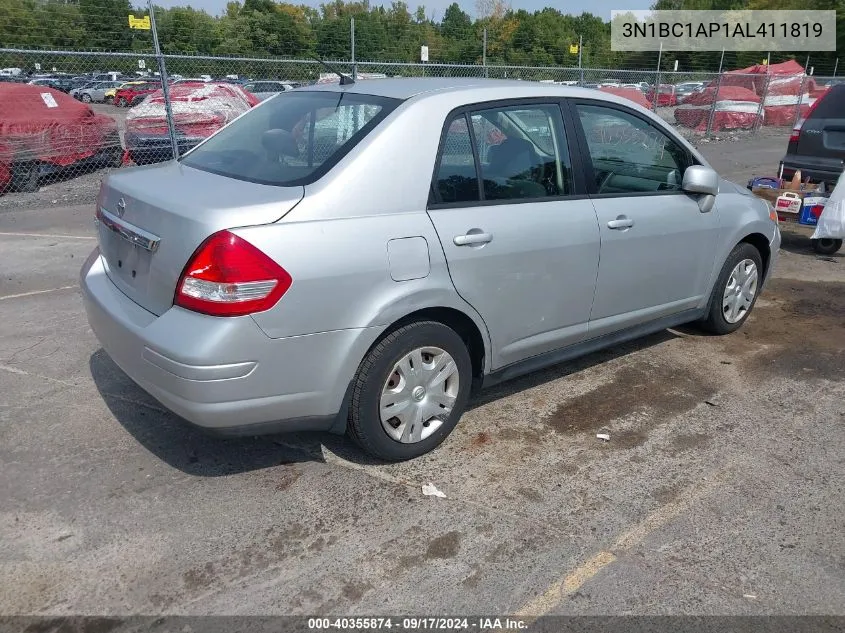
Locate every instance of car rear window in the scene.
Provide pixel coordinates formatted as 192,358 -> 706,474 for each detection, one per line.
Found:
181,90 -> 401,186
808,85 -> 845,119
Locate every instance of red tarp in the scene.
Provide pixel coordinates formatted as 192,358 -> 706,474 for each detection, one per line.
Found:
126,82 -> 259,137
674,85 -> 762,132
0,83 -> 118,169
719,60 -> 827,126
598,86 -> 653,109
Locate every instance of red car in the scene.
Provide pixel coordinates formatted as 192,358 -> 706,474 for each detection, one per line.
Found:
113,81 -> 161,107
124,82 -> 259,164
0,83 -> 121,193
647,84 -> 679,107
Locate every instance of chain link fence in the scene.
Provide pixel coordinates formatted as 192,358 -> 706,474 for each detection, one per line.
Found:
1,43 -> 840,200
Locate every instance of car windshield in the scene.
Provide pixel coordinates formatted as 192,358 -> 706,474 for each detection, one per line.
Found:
181,90 -> 401,187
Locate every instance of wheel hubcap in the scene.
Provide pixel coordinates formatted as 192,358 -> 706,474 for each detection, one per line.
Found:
722,258 -> 758,324
380,346 -> 459,444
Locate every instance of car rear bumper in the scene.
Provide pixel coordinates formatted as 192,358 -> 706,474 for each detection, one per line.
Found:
781,154 -> 845,183
80,248 -> 378,435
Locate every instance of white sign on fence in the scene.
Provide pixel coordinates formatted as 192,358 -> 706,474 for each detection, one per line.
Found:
420,45 -> 429,62
673,59 -> 679,71
138,59 -> 146,69
34,63 -> 41,71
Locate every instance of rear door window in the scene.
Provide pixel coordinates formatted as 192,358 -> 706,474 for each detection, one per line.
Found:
181,91 -> 401,186
430,102 -> 573,205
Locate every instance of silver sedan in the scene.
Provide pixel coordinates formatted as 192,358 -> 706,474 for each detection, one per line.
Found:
73,80 -> 123,103
80,78 -> 780,461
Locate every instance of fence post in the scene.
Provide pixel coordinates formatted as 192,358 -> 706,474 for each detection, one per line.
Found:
148,0 -> 179,162
753,73 -> 771,134
577,34 -> 583,85
833,58 -> 838,77
483,28 -> 488,78
652,42 -> 662,111
792,72 -> 809,130
705,70 -> 723,137
350,17 -> 357,81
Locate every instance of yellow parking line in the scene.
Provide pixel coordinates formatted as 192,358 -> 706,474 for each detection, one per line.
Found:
0,286 -> 77,300
512,471 -> 727,617
0,231 -> 95,240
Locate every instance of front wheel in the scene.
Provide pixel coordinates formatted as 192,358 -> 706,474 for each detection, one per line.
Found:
81,93 -> 92,103
9,161 -> 40,193
117,97 -> 127,107
811,238 -> 842,255
698,242 -> 763,335
347,321 -> 472,461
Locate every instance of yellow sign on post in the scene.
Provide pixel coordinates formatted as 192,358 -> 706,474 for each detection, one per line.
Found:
569,44 -> 579,54
128,14 -> 151,30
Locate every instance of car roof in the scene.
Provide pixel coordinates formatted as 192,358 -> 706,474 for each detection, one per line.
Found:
297,77 -> 635,103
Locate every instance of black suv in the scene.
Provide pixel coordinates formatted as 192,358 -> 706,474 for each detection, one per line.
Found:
781,84 -> 845,184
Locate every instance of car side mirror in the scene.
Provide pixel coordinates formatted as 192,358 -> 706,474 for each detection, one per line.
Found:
682,165 -> 719,213
682,165 -> 719,196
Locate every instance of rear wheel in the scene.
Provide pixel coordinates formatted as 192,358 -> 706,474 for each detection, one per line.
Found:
81,93 -> 92,103
347,321 -> 472,461
117,97 -> 127,107
698,243 -> 763,335
811,238 -> 842,255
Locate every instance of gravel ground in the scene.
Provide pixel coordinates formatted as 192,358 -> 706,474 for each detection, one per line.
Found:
1,126 -> 843,621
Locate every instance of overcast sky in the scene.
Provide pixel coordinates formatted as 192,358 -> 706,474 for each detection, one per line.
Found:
151,0 -> 648,21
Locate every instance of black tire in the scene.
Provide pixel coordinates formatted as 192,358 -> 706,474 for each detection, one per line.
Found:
811,238 -> 842,255
100,134 -> 124,168
117,97 -> 127,107
9,162 -> 39,193
347,321 -> 472,461
81,93 -> 92,103
698,242 -> 763,335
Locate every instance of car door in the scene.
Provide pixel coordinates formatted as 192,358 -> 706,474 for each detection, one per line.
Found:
567,100 -> 720,338
427,100 -> 601,370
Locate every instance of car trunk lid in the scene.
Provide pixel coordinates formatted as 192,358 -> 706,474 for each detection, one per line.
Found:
796,85 -> 845,162
96,161 -> 303,316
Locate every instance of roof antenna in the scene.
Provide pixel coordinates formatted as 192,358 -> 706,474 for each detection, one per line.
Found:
311,56 -> 355,85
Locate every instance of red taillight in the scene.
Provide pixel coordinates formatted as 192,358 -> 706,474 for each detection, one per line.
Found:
174,230 -> 292,317
789,122 -> 802,143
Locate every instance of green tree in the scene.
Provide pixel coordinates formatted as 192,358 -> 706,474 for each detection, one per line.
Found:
78,0 -> 134,50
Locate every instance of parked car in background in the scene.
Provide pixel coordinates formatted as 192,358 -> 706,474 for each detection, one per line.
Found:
0,83 -> 121,193
124,81 -> 259,164
27,77 -> 75,93
242,80 -> 294,101
72,80 -> 123,103
781,84 -> 845,185
104,81 -> 144,104
674,81 -> 706,103
81,78 -> 780,461
113,81 -> 162,107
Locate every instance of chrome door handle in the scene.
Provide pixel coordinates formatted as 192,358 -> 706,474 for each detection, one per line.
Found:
454,232 -> 493,246
607,217 -> 634,230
